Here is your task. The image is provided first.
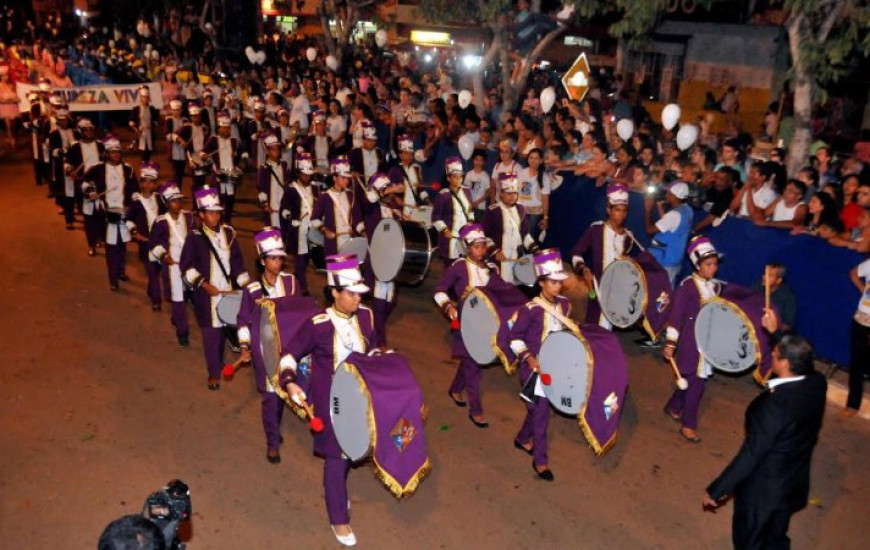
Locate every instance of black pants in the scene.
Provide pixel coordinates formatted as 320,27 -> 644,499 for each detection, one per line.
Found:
172,160 -> 186,188
847,320 -> 870,410
61,196 -> 75,225
733,498 -> 793,550
220,193 -> 236,225
33,159 -> 45,185
141,147 -> 152,162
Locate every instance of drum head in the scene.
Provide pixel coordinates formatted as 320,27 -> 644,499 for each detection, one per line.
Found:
599,258 -> 646,328
307,227 -> 325,246
460,289 -> 500,364
258,302 -> 279,379
539,331 -> 591,416
409,205 -> 433,228
340,237 -> 369,264
695,298 -> 758,373
216,291 -> 243,326
330,363 -> 373,462
512,255 -> 537,286
370,219 -> 406,282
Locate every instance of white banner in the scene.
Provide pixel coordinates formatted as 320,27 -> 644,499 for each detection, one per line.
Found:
16,82 -> 163,113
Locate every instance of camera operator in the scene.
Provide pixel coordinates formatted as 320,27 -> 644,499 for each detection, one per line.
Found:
645,181 -> 692,289
98,515 -> 166,550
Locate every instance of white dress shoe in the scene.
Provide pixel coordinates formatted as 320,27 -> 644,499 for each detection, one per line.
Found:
331,525 -> 357,547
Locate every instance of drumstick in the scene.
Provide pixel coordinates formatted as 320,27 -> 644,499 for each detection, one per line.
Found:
221,355 -> 250,380
764,265 -> 771,312
297,397 -> 325,433
667,357 -> 689,390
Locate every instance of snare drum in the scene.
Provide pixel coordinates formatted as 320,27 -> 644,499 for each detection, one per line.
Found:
330,352 -> 430,496
512,254 -> 536,287
369,219 -> 434,285
216,291 -> 243,326
460,285 -> 527,365
307,227 -> 325,247
105,207 -> 125,224
695,289 -> 765,373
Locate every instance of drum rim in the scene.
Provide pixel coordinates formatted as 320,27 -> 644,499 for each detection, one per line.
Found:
694,296 -> 762,372
371,218 -> 406,282
459,287 -> 501,365
599,256 -> 649,329
540,329 -> 595,417
511,254 -> 537,286
333,360 -> 376,461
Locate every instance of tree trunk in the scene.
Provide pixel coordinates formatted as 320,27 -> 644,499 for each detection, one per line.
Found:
472,31 -> 503,114
785,14 -> 812,178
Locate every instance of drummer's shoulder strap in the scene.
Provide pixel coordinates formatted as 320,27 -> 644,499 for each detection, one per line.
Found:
532,297 -> 581,336
200,227 -> 234,288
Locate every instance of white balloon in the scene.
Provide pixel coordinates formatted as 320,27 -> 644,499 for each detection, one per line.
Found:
245,46 -> 254,55
246,49 -> 256,63
458,90 -> 472,109
616,118 -> 634,141
578,121 -> 591,135
256,51 -> 266,65
540,86 -> 556,114
458,134 -> 475,160
676,124 -> 699,151
325,55 -> 338,71
414,149 -> 427,163
375,29 -> 387,48
306,47 -> 317,62
661,103 -> 681,131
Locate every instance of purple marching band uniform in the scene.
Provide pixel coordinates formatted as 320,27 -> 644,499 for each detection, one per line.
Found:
389,134 -> 429,219
508,250 -> 572,470
82,136 -> 140,289
247,99 -> 273,169
47,108 -> 76,224
257,133 -> 291,227
483,172 -> 539,285
125,162 -> 165,308
179,187 -> 250,386
22,91 -> 49,186
164,99 -> 187,186
279,153 -> 319,294
148,182 -> 195,344
203,111 -> 248,225
236,228 -> 300,456
433,223 -> 507,421
663,237 -> 723,433
311,156 -> 365,256
277,255 -> 374,528
128,86 -> 160,162
66,119 -> 105,252
570,184 -> 639,329
349,121 -> 386,196
303,110 -> 336,173
432,157 -> 474,266
361,172 -> 404,347
273,108 -> 297,168
178,104 -> 212,191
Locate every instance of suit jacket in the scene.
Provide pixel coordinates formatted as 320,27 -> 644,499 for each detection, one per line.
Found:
707,372 -> 827,513
129,104 -> 160,132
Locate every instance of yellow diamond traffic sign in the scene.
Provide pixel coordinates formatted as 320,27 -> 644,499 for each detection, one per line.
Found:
561,52 -> 590,102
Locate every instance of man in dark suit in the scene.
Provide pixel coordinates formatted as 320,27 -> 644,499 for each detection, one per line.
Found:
703,311 -> 827,550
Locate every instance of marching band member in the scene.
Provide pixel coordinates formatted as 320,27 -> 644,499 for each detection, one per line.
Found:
278,254 -> 373,546
432,157 -> 474,267
21,91 -> 48,186
129,85 -> 159,162
433,223 -> 506,429
203,112 -> 248,225
362,172 -> 404,347
508,249 -> 572,481
303,110 -> 334,173
388,134 -> 429,219
247,99 -> 272,169
570,184 -> 638,328
125,162 -> 164,311
274,108 -> 296,167
180,187 -> 250,390
67,118 -> 105,256
662,236 -> 722,443
164,99 -> 187,186
237,227 -> 300,464
48,108 -> 76,229
180,104 -> 211,191
280,152 -> 318,294
349,120 -> 385,200
82,136 -> 139,291
257,133 -> 290,227
149,182 -> 194,346
483,172 -> 539,284
311,156 -> 364,256
202,90 -> 217,136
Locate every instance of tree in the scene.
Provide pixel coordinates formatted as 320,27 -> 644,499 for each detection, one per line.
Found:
316,0 -> 378,69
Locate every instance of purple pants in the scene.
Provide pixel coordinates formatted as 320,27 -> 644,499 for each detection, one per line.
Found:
665,373 -> 706,430
261,392 -> 286,451
516,384 -> 550,467
104,239 -> 127,285
201,326 -> 226,380
137,244 -> 162,305
294,253 -> 309,293
170,301 -> 190,337
372,296 -> 397,348
83,214 -> 104,248
450,357 -> 483,417
220,194 -> 236,225
324,456 -> 351,524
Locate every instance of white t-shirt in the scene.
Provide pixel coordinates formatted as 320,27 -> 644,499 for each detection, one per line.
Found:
854,259 -> 870,327
772,200 -> 804,222
326,115 -> 346,141
290,95 -> 310,130
516,167 -> 551,211
465,170 -> 490,211
739,182 -> 778,216
655,209 -> 683,233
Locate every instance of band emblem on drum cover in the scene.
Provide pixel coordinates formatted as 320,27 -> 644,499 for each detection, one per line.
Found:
603,392 -> 619,421
655,291 -> 670,313
390,418 -> 416,452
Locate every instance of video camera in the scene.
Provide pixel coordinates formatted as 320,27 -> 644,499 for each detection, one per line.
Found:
143,479 -> 192,550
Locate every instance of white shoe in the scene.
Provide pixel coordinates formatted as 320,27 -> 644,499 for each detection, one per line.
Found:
331,525 -> 357,547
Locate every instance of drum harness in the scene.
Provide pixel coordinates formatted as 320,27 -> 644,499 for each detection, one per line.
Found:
200,226 -> 240,291
531,297 -> 581,337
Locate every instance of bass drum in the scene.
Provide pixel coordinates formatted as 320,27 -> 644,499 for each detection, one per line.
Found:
369,219 -> 434,286
216,291 -> 243,326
